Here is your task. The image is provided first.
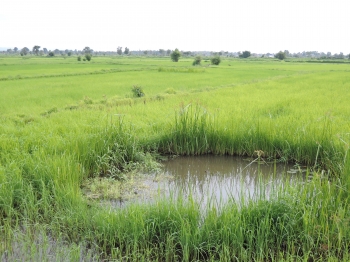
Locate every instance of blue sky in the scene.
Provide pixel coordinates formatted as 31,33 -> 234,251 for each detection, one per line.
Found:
1,0 -> 349,54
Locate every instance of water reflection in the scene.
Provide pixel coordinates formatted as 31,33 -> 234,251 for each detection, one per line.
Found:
162,155 -> 297,207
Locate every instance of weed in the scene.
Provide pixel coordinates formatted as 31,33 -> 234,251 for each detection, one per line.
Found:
131,85 -> 145,97
83,96 -> 93,104
165,88 -> 176,94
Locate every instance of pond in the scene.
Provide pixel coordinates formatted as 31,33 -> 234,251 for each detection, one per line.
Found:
107,155 -> 305,209
161,155 -> 300,208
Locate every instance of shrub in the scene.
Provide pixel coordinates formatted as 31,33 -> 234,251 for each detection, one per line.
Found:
48,51 -> 55,57
210,56 -> 221,65
85,54 -> 92,61
131,85 -> 145,97
77,56 -> 81,61
192,56 -> 202,66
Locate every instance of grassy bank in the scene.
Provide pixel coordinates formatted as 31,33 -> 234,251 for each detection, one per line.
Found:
0,56 -> 349,260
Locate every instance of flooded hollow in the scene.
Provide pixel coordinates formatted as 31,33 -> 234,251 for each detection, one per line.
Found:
106,155 -> 304,210
160,155 -> 299,207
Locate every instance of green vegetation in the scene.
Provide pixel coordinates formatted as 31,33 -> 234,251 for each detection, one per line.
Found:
210,55 -> 221,65
240,50 -> 251,58
192,55 -> 202,66
0,55 -> 349,260
158,67 -> 205,73
171,48 -> 181,62
85,53 -> 92,61
131,85 -> 145,97
20,47 -> 29,56
32,45 -> 40,56
117,46 -> 122,55
275,51 -> 286,60
124,47 -> 130,55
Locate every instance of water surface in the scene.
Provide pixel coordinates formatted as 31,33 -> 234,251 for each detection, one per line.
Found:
161,155 -> 298,206
107,155 -> 303,209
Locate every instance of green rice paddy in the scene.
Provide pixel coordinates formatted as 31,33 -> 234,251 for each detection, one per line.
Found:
0,55 -> 349,261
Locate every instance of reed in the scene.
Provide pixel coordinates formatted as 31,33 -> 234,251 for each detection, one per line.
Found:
157,103 -> 347,175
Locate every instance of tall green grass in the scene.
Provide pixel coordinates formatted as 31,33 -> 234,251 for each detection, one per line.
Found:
158,102 -> 348,175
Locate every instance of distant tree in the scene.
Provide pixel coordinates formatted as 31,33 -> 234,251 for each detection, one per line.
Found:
48,51 -> 55,57
43,48 -> 48,54
143,50 -> 148,55
239,51 -> 251,58
348,53 -> 350,59
67,51 -> 72,56
14,47 -> 18,52
275,51 -> 286,60
159,49 -> 165,56
210,56 -> 221,65
20,47 -> 29,56
117,46 -> 122,55
284,50 -> 290,57
83,47 -> 92,54
124,47 -> 129,55
192,55 -> 202,66
171,48 -> 181,62
166,49 -> 171,56
32,45 -> 40,56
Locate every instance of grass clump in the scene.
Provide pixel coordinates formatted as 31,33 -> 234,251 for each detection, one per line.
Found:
165,88 -> 176,94
159,103 -> 216,155
131,85 -> 145,97
158,67 -> 205,73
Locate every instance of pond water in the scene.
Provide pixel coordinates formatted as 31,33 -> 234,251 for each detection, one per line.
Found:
160,155 -> 300,207
108,155 -> 305,209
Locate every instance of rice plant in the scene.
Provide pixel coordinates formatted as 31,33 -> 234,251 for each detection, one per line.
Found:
0,56 -> 349,261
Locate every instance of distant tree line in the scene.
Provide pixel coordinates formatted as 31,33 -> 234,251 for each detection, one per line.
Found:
2,46 -> 350,60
